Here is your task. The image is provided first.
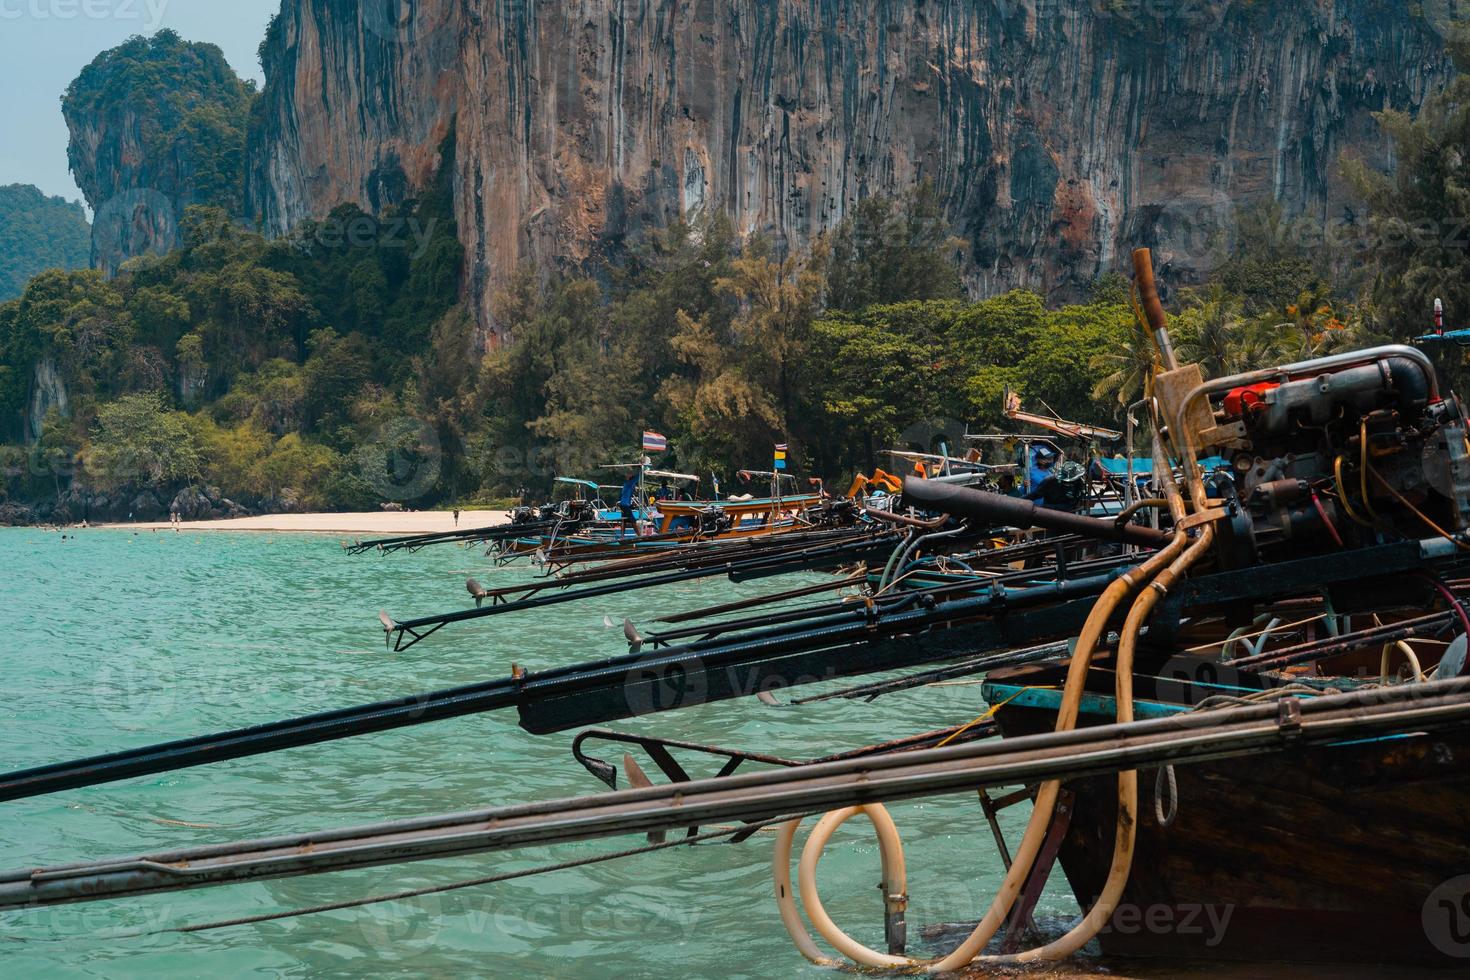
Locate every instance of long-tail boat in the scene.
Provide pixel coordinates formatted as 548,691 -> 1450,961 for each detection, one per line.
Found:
6,249 -> 1470,974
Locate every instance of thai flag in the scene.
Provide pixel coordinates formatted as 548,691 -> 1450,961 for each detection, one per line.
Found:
642,431 -> 668,452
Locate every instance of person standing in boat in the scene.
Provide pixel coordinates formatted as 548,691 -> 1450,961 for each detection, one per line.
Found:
619,473 -> 639,534
1020,445 -> 1064,510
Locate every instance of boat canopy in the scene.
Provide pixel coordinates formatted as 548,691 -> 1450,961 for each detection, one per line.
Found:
1093,456 -> 1229,476
646,469 -> 700,483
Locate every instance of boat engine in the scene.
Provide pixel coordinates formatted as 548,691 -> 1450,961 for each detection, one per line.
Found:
1184,351 -> 1470,565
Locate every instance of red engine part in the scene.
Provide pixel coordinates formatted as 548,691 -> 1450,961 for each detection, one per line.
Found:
1224,382 -> 1280,419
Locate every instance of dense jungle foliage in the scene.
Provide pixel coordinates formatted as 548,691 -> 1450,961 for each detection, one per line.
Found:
0,185 -> 91,301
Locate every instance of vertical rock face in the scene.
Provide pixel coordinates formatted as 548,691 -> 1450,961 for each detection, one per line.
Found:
247,1 -> 1450,330
27,358 -> 68,443
68,105 -> 183,276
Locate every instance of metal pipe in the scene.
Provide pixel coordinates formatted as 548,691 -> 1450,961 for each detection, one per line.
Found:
903,478 -> 1171,548
5,677 -> 1467,912
1132,248 -> 1178,371
388,534 -> 897,649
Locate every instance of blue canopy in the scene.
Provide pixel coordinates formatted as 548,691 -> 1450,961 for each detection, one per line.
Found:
1094,456 -> 1229,476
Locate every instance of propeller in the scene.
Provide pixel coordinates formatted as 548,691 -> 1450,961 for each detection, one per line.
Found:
623,618 -> 644,653
378,610 -> 398,649
466,578 -> 490,608
623,754 -> 666,844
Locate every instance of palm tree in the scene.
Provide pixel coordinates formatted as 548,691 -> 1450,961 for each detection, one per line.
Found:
1174,284 -> 1246,379
1090,315 -> 1159,413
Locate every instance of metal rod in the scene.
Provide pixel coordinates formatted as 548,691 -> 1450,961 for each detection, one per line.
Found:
388,535 -> 899,650
655,575 -> 866,624
5,677 -> 1467,911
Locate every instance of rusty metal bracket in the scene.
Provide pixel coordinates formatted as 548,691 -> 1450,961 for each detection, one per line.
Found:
999,789 -> 1074,953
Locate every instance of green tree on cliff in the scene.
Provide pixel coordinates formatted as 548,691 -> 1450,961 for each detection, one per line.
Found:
826,183 -> 965,311
1348,24 -> 1470,338
63,30 -> 256,220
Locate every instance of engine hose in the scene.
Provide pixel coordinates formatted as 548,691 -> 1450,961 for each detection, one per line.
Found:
995,524 -> 1215,966
795,805 -> 911,968
770,536 -> 1169,971
876,529 -> 916,592
772,432 -> 1204,972
772,516 -> 1190,972
1380,640 -> 1425,684
878,524 -> 970,594
772,818 -> 841,967
772,807 -> 906,968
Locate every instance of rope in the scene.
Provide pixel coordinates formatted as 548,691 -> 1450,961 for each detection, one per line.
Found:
1153,765 -> 1177,828
935,686 -> 1054,748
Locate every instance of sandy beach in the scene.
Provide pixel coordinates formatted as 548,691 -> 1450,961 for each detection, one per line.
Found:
96,509 -> 514,535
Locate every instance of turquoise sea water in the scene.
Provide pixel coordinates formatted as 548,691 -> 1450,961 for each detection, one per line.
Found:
0,527 -> 1069,978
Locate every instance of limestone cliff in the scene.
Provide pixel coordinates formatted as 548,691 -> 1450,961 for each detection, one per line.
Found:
243,1 -> 1449,330
64,31 -> 253,275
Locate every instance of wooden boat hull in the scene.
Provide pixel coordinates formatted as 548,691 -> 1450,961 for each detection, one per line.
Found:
987,678 -> 1470,965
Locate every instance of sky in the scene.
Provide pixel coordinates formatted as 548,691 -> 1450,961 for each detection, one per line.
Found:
0,0 -> 280,204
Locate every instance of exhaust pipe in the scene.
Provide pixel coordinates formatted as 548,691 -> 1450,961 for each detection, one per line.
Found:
903,478 -> 1171,548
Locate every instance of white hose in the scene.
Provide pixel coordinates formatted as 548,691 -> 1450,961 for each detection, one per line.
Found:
795,805 -> 911,968
774,805 -> 909,967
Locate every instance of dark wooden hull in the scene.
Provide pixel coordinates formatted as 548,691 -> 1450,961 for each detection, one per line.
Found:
991,673 -> 1470,965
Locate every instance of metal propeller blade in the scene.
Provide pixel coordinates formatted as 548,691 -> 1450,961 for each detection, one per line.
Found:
622,754 -> 666,844
623,618 -> 644,653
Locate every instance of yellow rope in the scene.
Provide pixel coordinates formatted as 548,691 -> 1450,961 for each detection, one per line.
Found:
937,685 -> 1056,748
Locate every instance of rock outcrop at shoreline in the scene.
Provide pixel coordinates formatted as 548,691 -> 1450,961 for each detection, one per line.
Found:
244,0 -> 1453,334
0,485 -> 278,527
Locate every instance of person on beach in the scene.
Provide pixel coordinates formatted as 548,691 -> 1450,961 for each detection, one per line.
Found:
453,508 -> 461,527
